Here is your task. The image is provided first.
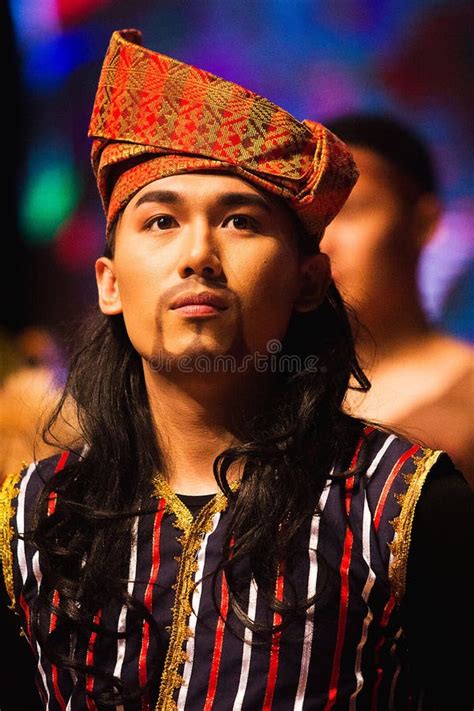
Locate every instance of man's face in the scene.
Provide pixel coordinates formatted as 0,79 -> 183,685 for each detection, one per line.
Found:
321,146 -> 416,309
96,173 -> 327,371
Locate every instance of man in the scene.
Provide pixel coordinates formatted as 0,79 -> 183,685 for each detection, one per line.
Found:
321,114 -> 474,484
1,30 -> 472,710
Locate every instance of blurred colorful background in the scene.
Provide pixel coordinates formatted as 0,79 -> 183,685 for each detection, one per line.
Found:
3,0 -> 473,343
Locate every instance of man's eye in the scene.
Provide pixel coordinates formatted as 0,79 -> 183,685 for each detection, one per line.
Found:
224,215 -> 258,231
146,215 -> 178,230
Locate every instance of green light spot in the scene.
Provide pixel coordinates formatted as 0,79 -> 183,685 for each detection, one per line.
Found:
20,158 -> 81,244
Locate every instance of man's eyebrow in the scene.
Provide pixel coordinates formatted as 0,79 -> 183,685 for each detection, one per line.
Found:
134,190 -> 180,209
218,192 -> 273,214
133,190 -> 273,213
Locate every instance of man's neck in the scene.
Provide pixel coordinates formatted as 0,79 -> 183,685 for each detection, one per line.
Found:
354,282 -> 432,366
144,366 -> 273,495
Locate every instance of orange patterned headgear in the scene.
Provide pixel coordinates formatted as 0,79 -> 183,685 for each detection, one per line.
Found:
89,29 -> 358,242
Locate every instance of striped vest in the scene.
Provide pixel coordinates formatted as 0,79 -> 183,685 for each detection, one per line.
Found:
0,428 -> 442,710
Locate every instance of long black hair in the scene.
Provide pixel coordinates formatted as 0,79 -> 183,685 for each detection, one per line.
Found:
30,231 -> 369,706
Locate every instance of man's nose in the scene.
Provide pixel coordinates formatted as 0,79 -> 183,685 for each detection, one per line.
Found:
177,221 -> 223,279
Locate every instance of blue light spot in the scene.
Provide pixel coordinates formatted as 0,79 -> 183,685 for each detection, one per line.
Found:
24,31 -> 93,91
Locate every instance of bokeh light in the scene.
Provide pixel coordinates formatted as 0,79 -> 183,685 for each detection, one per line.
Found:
20,142 -> 82,244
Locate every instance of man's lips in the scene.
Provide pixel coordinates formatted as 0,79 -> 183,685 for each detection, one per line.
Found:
170,291 -> 229,314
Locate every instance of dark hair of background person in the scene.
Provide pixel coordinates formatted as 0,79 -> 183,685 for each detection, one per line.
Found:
326,113 -> 438,198
27,213 -> 369,704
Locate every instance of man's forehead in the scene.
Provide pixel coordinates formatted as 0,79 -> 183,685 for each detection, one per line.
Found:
135,172 -> 260,192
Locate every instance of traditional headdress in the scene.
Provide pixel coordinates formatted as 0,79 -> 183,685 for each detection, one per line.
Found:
89,29 -> 358,241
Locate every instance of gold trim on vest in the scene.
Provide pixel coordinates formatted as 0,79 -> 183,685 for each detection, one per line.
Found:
388,448 -> 443,602
152,474 -> 233,711
0,465 -> 25,609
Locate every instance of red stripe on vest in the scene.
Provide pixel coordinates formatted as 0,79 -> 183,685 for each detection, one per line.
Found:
374,444 -> 420,531
49,589 -> 67,710
324,473 -> 357,710
139,500 -> 165,710
85,609 -> 103,710
262,562 -> 286,709
47,451 -> 70,516
203,571 -> 230,710
370,594 -> 397,710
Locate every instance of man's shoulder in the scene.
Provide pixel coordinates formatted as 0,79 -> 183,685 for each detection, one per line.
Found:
0,449 -> 83,514
354,424 -> 447,488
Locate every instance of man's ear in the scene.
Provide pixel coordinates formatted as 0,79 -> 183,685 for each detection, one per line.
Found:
95,257 -> 123,315
294,252 -> 331,313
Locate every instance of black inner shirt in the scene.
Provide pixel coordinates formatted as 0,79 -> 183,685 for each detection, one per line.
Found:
176,492 -> 215,517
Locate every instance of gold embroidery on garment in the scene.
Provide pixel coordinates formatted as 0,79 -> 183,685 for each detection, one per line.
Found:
388,448 -> 442,603
0,466 -> 25,609
152,473 -> 194,532
152,474 -> 240,711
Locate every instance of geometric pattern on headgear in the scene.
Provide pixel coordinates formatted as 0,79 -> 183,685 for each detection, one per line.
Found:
88,29 -> 359,241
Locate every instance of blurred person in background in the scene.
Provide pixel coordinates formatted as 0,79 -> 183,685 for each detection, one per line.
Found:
0,326 -> 68,711
321,114 -> 474,485
0,326 -> 77,483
